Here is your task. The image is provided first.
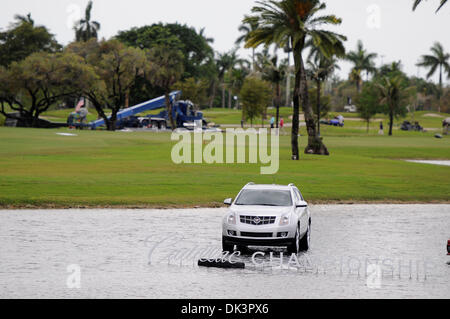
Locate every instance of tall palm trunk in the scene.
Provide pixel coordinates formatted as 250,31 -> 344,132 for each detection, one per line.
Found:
438,64 -> 442,113
295,47 -> 329,156
388,108 -> 394,136
221,84 -> 226,108
291,51 -> 301,160
286,51 -> 291,107
209,81 -> 217,108
316,79 -> 321,137
252,48 -> 255,71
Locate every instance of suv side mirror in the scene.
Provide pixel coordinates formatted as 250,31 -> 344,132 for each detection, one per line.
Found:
296,201 -> 308,208
224,198 -> 233,206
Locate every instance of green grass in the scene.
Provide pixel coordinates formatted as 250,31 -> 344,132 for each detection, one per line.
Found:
202,107 -> 295,126
202,108 -> 447,130
0,126 -> 449,208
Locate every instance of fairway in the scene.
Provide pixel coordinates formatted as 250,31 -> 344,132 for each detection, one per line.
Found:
0,126 -> 449,208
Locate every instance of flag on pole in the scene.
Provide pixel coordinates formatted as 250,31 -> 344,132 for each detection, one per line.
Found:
75,98 -> 85,112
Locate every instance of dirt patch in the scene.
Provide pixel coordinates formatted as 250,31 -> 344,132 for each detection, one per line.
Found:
423,113 -> 443,118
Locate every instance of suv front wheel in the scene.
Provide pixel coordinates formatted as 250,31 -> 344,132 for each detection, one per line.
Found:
299,221 -> 311,252
287,225 -> 300,254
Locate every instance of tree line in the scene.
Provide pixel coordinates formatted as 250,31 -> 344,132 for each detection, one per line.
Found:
0,0 -> 449,159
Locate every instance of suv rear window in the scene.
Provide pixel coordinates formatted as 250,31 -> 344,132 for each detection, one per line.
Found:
235,189 -> 293,207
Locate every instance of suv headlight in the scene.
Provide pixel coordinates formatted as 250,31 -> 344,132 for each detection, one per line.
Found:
227,212 -> 237,225
279,215 -> 290,226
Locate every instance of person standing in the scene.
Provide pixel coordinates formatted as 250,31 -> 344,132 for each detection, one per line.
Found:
280,118 -> 285,135
270,117 -> 275,129
379,121 -> 384,135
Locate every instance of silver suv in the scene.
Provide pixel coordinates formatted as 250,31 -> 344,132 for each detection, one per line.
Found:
222,183 -> 311,254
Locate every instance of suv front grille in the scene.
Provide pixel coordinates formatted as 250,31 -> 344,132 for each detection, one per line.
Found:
240,216 -> 276,225
240,232 -> 273,238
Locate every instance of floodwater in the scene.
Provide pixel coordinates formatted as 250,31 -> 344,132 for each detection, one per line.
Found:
0,205 -> 449,299
405,160 -> 450,167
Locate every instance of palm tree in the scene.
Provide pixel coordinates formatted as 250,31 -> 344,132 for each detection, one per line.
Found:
284,43 -> 293,107
254,47 -> 272,73
377,61 -> 404,79
346,40 -> 378,92
417,42 -> 450,112
236,17 -> 260,71
213,50 -> 247,108
349,68 -> 363,94
413,0 -> 448,12
260,53 -> 287,128
74,1 -> 101,42
377,76 -> 408,136
229,67 -> 250,108
244,0 -> 346,158
307,47 -> 340,136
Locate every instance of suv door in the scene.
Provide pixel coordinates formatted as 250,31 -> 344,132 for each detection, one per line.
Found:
294,188 -> 308,236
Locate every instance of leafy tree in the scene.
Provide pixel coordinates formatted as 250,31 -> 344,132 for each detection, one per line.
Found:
174,77 -> 209,106
0,52 -> 97,127
413,0 -> 448,12
199,27 -> 214,45
244,0 -> 346,158
240,77 -> 271,126
417,42 -> 450,112
147,45 -> 185,130
67,39 -> 148,131
0,13 -> 61,67
355,82 -> 381,132
346,40 -> 378,92
117,23 -> 214,80
13,13 -> 35,26
409,76 -> 439,98
74,1 -> 101,42
376,76 -> 410,136
117,23 -> 215,106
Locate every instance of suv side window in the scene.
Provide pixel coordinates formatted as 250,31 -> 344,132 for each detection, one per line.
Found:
292,189 -> 300,204
294,188 -> 304,201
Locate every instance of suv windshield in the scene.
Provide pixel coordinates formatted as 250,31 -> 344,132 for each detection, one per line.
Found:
235,189 -> 292,207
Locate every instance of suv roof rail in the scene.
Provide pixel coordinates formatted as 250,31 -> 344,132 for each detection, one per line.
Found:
288,183 -> 295,187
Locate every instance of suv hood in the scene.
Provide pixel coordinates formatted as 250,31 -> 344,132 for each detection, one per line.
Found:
230,205 -> 292,216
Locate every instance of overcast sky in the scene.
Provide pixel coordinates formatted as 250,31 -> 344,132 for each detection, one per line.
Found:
1,0 -> 449,84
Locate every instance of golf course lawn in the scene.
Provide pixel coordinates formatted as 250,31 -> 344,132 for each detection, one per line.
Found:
0,126 -> 449,208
